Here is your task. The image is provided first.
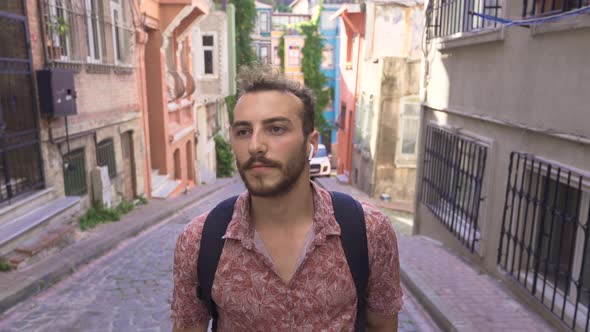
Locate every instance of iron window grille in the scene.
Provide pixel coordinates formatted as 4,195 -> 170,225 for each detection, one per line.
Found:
522,0 -> 589,17
96,138 -> 116,178
420,125 -> 488,252
498,152 -> 590,331
426,0 -> 502,40
40,0 -> 134,66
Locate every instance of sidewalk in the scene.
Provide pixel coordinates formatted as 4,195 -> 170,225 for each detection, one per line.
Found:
0,177 -> 239,315
315,177 -> 553,332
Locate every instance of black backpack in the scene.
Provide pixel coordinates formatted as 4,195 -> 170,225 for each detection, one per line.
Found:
196,191 -> 369,332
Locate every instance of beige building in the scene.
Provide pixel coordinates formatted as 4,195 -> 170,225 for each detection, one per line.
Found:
192,7 -> 234,184
349,1 -> 423,206
416,1 -> 590,330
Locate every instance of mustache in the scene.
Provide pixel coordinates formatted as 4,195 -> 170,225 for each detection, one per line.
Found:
242,156 -> 282,169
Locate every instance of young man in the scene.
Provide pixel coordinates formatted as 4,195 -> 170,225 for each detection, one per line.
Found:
171,66 -> 403,331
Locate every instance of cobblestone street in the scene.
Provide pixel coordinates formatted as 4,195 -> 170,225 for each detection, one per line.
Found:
0,181 -> 438,331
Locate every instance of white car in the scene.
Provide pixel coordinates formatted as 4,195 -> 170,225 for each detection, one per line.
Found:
310,144 -> 331,177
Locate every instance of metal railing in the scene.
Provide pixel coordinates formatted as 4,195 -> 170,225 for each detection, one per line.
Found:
39,0 -> 134,66
426,0 -> 502,39
97,138 -> 116,178
420,125 -> 488,252
522,0 -> 589,17
64,148 -> 87,196
498,152 -> 590,331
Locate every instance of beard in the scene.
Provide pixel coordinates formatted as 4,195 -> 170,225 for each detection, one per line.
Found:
236,142 -> 308,197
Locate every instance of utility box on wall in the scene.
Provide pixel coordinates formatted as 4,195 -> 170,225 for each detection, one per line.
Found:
36,69 -> 77,117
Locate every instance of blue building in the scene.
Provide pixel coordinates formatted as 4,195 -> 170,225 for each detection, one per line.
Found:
289,0 -> 346,161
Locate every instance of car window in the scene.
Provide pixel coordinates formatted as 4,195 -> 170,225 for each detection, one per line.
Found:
316,147 -> 328,157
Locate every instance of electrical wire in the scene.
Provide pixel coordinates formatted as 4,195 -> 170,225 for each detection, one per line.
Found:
470,5 -> 590,27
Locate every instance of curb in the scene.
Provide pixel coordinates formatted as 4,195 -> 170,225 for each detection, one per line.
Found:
0,178 -> 239,315
400,262 -> 474,332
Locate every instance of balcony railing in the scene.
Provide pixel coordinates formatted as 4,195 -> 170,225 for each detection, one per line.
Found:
522,0 -> 589,17
426,0 -> 502,39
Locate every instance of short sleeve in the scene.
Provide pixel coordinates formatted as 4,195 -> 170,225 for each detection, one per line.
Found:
171,213 -> 211,329
363,202 -> 404,315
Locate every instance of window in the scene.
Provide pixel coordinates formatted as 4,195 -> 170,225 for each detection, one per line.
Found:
259,45 -> 269,65
201,34 -> 215,75
97,138 -> 117,178
288,45 -> 300,66
321,43 -> 334,69
207,103 -> 219,138
45,0 -> 74,61
85,0 -> 103,62
426,0 -> 502,39
354,96 -> 363,144
273,45 -> 280,65
259,11 -> 269,33
110,0 -> 131,64
498,153 -> 590,330
522,0 -> 589,17
420,125 -> 488,252
396,97 -> 420,166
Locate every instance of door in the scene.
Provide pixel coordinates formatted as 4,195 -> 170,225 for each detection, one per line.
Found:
120,131 -> 136,200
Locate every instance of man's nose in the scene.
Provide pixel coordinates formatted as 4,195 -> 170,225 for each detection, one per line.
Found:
248,129 -> 267,156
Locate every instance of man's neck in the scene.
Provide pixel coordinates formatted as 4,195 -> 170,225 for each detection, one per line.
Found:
250,178 -> 314,229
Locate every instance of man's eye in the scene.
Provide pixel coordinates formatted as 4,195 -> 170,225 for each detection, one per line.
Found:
235,129 -> 250,137
269,126 -> 286,135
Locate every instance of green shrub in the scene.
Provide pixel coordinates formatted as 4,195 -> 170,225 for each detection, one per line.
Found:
0,258 -> 12,272
215,134 -> 235,178
79,199 -> 136,231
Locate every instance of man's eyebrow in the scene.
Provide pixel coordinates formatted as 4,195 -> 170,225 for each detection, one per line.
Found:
232,121 -> 251,128
232,117 -> 292,128
261,117 -> 292,125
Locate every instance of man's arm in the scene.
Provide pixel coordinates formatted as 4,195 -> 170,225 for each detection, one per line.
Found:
366,311 -> 398,332
172,323 -> 208,332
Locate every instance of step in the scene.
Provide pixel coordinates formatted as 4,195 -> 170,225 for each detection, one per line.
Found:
0,188 -> 55,227
152,174 -> 169,192
152,179 -> 181,199
7,224 -> 77,270
0,196 -> 81,256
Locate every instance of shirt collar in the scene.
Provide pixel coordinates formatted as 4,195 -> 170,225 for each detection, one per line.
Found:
222,181 -> 341,248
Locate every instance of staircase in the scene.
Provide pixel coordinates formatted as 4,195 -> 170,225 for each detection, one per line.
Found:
151,169 -> 181,199
0,189 -> 81,269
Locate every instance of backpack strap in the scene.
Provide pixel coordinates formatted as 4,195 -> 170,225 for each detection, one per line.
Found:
196,195 -> 239,331
330,191 -> 369,332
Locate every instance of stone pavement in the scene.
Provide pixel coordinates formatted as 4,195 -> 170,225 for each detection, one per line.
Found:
315,177 -> 554,332
0,177 -> 239,315
0,178 -> 437,331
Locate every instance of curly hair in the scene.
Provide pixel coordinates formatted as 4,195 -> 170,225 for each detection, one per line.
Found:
236,64 -> 315,137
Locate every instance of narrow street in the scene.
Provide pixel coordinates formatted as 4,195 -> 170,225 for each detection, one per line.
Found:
0,181 -> 439,332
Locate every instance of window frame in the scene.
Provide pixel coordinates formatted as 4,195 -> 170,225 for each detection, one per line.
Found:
47,0 -> 73,61
85,0 -> 103,63
259,11 -> 270,33
396,96 -> 421,168
199,31 -> 217,77
287,44 -> 301,67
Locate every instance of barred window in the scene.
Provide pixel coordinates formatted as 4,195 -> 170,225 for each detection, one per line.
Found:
420,125 -> 488,252
498,153 -> 590,330
522,0 -> 589,17
97,138 -> 117,178
41,0 -> 133,66
426,0 -> 502,40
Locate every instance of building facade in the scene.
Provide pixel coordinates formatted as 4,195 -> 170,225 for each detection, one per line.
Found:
0,0 -> 149,263
140,0 -> 209,198
416,1 -> 590,330
192,5 -> 235,183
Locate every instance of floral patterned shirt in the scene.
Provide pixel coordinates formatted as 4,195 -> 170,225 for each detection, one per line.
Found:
171,182 -> 403,331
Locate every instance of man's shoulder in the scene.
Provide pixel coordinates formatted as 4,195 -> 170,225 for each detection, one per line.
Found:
176,211 -> 211,247
358,200 -> 395,237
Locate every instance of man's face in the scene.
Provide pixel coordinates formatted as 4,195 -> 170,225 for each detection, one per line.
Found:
231,90 -> 317,197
